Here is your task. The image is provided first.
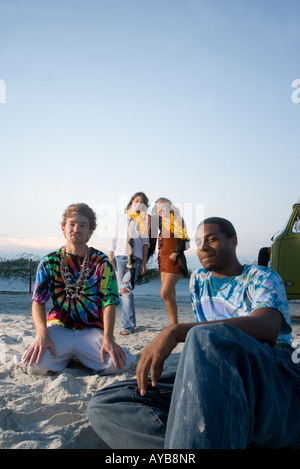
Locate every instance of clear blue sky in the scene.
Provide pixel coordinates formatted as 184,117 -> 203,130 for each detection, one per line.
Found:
0,0 -> 300,263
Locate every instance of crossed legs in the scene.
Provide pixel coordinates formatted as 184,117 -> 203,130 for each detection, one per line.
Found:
88,323 -> 300,449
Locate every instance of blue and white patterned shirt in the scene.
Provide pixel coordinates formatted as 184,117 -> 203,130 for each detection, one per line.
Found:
189,264 -> 292,344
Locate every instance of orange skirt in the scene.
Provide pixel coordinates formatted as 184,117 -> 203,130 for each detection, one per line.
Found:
158,236 -> 183,275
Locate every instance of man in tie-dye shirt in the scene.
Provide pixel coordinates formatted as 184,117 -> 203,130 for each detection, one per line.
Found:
14,203 -> 135,376
88,217 -> 300,450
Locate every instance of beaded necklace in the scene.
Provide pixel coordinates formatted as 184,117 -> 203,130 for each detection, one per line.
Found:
60,247 -> 90,299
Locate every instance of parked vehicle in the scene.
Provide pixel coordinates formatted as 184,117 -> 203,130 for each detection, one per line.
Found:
258,200 -> 300,300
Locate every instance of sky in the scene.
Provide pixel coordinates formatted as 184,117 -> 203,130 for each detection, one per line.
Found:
1,0 -> 300,266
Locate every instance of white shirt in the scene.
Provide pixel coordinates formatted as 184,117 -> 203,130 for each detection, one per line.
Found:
110,213 -> 150,260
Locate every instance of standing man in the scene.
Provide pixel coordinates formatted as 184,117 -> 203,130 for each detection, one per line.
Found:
14,203 -> 135,375
88,217 -> 300,449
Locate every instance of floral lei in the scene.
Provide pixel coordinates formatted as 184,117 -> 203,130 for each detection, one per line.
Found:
126,209 -> 148,236
161,212 -> 189,240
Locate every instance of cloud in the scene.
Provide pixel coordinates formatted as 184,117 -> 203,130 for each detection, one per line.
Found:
0,235 -> 62,254
0,234 -> 111,256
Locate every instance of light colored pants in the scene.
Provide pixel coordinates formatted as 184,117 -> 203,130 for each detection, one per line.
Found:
14,324 -> 136,376
114,256 -> 142,333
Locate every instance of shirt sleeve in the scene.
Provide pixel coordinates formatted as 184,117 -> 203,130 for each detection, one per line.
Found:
99,261 -> 120,309
140,234 -> 150,247
250,268 -> 292,335
32,258 -> 51,304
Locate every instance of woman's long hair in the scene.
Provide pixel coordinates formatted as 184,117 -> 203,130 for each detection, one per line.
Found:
125,192 -> 150,213
152,197 -> 181,222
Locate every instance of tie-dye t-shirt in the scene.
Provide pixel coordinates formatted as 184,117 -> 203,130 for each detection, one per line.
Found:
189,264 -> 292,344
32,247 -> 120,330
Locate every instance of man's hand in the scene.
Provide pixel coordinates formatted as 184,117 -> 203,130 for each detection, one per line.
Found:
22,332 -> 57,366
102,304 -> 126,369
136,325 -> 180,396
101,337 -> 126,370
136,323 -> 198,396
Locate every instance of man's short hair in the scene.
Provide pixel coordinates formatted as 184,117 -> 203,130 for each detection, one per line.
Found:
196,217 -> 237,239
61,203 -> 97,231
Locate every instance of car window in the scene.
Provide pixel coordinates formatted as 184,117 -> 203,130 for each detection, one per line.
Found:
292,208 -> 300,233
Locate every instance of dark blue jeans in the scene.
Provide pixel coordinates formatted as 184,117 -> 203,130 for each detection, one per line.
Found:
88,323 -> 300,449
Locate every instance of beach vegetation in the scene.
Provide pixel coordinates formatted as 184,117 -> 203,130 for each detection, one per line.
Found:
0,254 -> 39,280
0,253 -> 194,285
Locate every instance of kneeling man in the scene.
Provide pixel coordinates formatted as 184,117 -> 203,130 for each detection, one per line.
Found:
14,203 -> 135,375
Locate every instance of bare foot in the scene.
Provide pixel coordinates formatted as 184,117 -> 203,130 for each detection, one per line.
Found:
119,330 -> 131,336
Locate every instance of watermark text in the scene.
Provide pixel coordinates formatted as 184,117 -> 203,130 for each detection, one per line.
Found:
95,195 -> 204,248
291,79 -> 300,103
0,79 -> 6,103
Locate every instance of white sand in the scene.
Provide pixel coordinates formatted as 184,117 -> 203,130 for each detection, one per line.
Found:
0,277 -> 300,449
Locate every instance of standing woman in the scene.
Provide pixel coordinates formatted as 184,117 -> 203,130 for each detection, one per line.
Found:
152,198 -> 190,325
109,192 -> 150,335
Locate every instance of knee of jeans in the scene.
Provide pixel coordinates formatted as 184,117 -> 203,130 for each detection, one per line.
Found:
88,382 -> 137,413
190,322 -> 241,338
88,392 -> 110,420
121,282 -> 133,295
186,322 -> 244,353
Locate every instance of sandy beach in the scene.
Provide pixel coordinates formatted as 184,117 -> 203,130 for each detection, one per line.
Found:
0,277 -> 300,449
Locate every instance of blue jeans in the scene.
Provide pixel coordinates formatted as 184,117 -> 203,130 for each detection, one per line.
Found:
114,256 -> 142,333
88,323 -> 300,449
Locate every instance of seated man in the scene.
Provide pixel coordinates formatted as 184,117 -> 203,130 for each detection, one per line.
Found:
88,217 -> 300,449
14,203 -> 135,375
